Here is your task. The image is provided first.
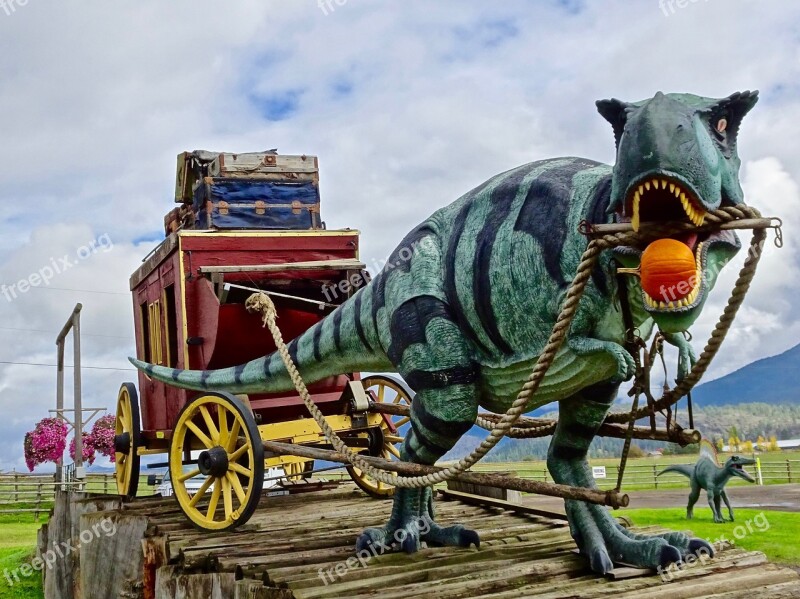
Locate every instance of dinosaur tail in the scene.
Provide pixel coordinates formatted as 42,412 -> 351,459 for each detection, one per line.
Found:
129,283 -> 391,395
657,464 -> 695,479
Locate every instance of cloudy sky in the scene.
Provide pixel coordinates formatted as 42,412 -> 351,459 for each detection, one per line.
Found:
1,0 -> 798,471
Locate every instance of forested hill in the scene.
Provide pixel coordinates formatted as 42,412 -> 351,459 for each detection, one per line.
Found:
692,343 -> 800,407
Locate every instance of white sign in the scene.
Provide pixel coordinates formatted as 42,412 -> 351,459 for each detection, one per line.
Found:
592,466 -> 607,479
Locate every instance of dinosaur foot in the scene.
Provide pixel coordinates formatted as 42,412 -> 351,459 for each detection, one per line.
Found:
568,500 -> 713,575
356,517 -> 479,554
355,488 -> 480,554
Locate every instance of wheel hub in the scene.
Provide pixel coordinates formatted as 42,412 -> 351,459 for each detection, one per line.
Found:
198,446 -> 229,477
114,432 -> 131,453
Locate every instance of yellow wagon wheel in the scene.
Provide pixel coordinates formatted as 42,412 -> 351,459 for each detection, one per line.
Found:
347,374 -> 414,498
170,392 -> 264,531
114,383 -> 141,498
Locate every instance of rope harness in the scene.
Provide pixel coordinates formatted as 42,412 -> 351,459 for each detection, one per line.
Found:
246,205 -> 777,490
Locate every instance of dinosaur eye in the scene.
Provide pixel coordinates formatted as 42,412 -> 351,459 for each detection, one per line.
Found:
716,118 -> 727,134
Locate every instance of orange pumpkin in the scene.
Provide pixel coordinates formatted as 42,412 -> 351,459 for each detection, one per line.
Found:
640,239 -> 697,301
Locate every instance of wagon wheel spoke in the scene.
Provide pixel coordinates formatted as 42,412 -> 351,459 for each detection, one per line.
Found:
226,420 -> 242,453
185,421 -> 215,449
178,468 -> 201,483
221,476 -> 233,519
377,385 -> 385,402
394,416 -> 410,428
226,471 -> 246,504
206,480 -> 221,519
199,406 -> 220,444
228,443 -> 250,463
385,435 -> 404,444
189,477 -> 215,508
386,444 -> 401,459
120,399 -> 130,428
229,462 -> 252,477
218,408 -> 230,448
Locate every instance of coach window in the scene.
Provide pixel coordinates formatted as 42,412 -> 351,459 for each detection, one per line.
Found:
163,285 -> 179,368
139,302 -> 151,363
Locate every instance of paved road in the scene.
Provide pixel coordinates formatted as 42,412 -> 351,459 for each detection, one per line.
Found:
522,483 -> 800,514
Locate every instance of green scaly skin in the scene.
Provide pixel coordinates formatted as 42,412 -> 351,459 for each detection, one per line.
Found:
659,440 -> 756,523
132,90 -> 759,575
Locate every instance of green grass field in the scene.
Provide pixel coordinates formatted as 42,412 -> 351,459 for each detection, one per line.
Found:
623,508 -> 800,566
0,514 -> 43,599
467,450 -> 800,491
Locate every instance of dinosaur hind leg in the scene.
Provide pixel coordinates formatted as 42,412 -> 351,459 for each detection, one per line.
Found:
721,490 -> 734,521
356,296 -> 479,554
548,382 -> 712,574
709,491 -> 724,523
687,483 -> 701,519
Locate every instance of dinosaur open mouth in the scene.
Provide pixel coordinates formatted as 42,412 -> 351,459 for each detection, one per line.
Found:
624,175 -> 707,231
615,174 -> 739,314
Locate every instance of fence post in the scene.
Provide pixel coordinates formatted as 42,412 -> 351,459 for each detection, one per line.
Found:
34,483 -> 42,522
13,473 -> 19,503
653,465 -> 658,489
788,460 -> 793,484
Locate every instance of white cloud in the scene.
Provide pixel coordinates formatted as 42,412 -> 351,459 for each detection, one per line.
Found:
1,0 -> 798,469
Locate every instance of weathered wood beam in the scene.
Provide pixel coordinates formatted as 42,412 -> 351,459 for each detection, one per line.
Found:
261,440 -> 629,508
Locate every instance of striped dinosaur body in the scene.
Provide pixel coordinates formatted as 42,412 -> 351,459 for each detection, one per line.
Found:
133,91 -> 759,575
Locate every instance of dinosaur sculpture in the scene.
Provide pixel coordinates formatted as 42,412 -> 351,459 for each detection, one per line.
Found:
659,440 -> 756,523
133,90 -> 759,575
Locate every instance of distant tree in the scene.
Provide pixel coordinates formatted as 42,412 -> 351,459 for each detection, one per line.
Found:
768,435 -> 780,452
626,444 -> 646,458
715,438 -> 724,452
728,435 -> 741,452
757,436 -> 767,452
742,440 -> 754,453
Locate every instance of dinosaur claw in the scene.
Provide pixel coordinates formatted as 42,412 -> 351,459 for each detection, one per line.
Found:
688,538 -> 715,558
400,532 -> 420,554
659,544 -> 682,569
459,528 -> 480,549
355,528 -> 383,554
590,548 -> 614,575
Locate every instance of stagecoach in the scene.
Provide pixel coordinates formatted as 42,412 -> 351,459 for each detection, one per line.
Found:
113,151 -> 412,531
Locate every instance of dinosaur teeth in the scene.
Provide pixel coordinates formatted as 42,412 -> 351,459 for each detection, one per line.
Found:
628,177 -> 706,230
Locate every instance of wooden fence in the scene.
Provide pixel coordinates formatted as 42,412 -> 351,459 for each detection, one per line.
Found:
0,472 -> 118,520
466,459 -> 799,489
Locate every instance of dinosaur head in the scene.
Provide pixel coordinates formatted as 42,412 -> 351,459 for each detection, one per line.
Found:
724,455 -> 756,483
597,91 -> 758,333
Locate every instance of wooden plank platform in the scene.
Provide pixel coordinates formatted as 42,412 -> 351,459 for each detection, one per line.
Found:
39,487 -> 800,598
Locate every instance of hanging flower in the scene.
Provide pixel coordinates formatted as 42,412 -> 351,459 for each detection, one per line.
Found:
23,432 -> 36,472
87,415 -> 116,462
69,434 -> 96,466
23,418 -> 68,472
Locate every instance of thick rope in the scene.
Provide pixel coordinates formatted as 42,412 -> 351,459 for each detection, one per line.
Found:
248,205 -> 766,488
